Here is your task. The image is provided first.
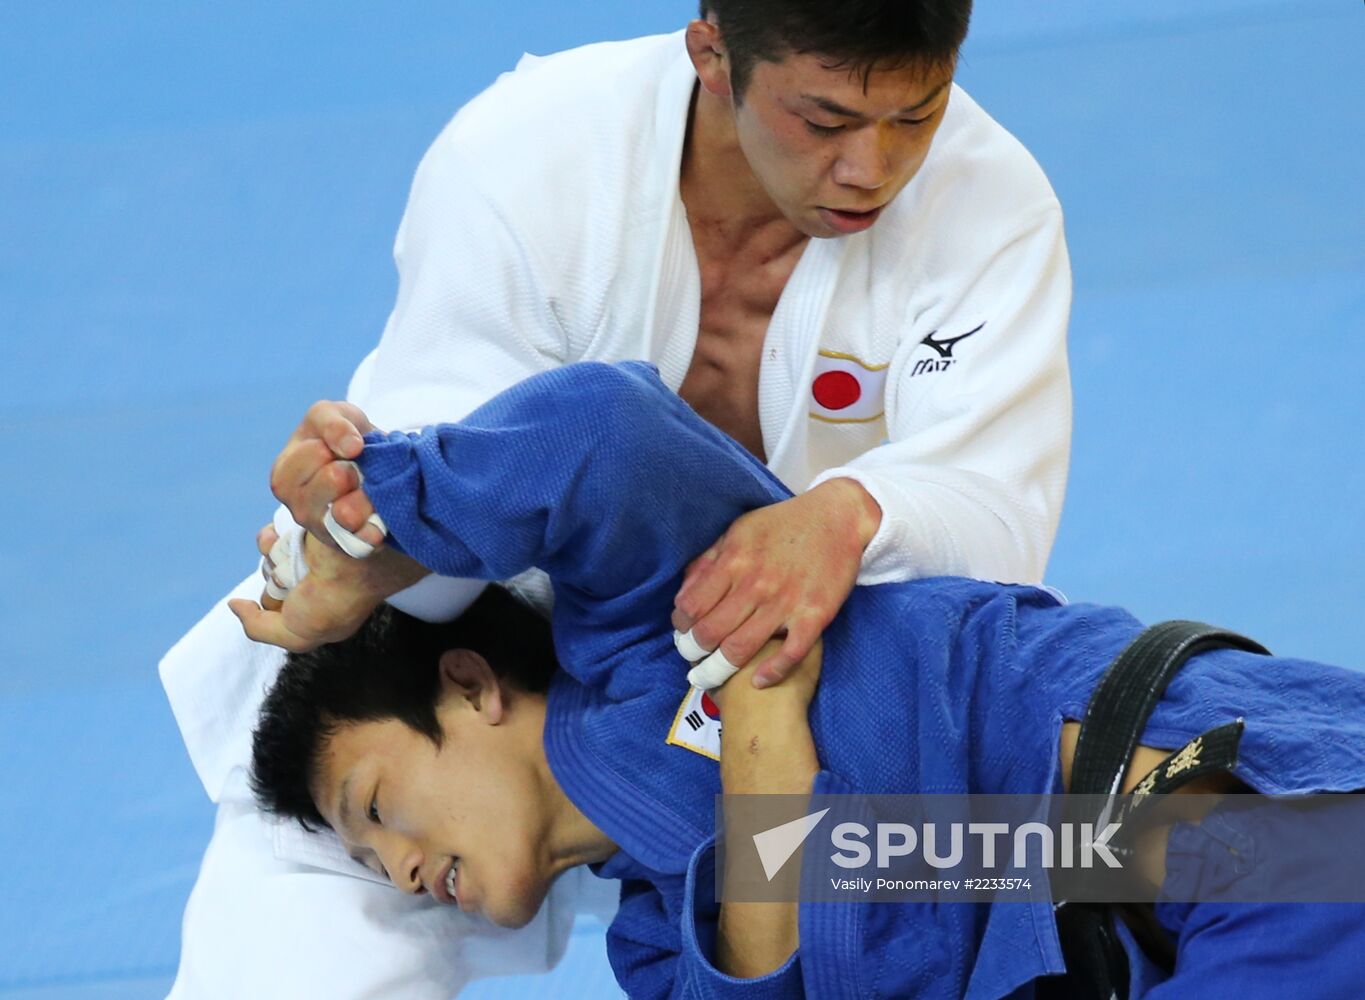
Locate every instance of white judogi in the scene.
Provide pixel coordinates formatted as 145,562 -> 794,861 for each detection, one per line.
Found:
164,31 -> 1071,999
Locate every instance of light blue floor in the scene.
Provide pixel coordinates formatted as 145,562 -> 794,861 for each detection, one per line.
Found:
2,1 -> 1360,996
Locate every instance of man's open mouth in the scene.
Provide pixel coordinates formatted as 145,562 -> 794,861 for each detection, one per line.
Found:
819,205 -> 885,234
435,857 -> 461,905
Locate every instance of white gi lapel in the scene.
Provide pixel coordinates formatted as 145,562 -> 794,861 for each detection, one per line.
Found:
761,235 -> 848,476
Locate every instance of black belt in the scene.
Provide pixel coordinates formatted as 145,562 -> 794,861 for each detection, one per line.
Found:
1038,620 -> 1269,1000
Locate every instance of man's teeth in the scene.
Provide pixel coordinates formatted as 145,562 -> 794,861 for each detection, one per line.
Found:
445,862 -> 459,898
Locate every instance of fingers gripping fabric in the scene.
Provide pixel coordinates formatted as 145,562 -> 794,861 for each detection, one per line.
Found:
323,506 -> 388,559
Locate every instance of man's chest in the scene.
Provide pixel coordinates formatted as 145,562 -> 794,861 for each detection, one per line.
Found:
678,237 -> 807,459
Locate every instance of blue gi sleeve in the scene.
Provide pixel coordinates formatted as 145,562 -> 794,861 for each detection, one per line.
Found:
605,878 -> 685,1000
604,851 -> 804,1000
354,362 -> 791,616
675,838 -> 804,999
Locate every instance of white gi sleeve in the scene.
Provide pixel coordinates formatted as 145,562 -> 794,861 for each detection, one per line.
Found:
356,130 -> 569,431
810,203 -> 1072,586
351,128 -> 572,619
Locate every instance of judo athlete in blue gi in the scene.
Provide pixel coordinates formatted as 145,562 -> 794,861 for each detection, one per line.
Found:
249,362 -> 1365,999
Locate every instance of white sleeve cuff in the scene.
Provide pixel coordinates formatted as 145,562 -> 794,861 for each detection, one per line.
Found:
386,573 -> 487,623
806,467 -> 923,586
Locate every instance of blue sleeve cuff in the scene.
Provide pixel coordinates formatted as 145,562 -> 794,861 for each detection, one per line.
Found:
355,428 -> 421,560
676,837 -> 803,999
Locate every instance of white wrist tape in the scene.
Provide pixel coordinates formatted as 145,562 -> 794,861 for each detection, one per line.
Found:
261,514 -> 310,601
323,506 -> 388,559
673,628 -> 710,663
686,648 -> 740,691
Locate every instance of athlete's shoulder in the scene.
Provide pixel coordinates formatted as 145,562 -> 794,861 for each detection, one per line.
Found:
400,30 -> 689,306
423,31 -> 687,194
875,84 -> 1062,254
933,85 -> 1059,209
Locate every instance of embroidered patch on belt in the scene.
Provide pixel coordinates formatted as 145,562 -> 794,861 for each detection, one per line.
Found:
809,350 -> 889,424
666,686 -> 723,760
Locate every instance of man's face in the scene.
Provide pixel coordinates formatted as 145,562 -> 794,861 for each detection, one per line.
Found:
312,681 -> 555,929
732,53 -> 955,238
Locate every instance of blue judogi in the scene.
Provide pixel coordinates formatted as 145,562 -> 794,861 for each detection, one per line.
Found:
354,362 -> 1365,999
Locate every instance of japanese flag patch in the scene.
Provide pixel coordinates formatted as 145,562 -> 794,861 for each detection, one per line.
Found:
809,351 -> 889,423
666,686 -> 723,761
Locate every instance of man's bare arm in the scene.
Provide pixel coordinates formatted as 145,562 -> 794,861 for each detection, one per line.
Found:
710,641 -> 822,978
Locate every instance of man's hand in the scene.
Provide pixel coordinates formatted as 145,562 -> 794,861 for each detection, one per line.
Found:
671,477 -> 880,688
269,400 -> 385,548
230,527 -> 428,652
708,636 -> 823,722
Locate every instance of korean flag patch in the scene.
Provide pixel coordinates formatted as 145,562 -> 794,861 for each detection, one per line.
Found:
666,686 -> 723,760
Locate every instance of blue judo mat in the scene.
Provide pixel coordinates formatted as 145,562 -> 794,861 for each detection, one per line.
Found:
1,1 -> 1361,996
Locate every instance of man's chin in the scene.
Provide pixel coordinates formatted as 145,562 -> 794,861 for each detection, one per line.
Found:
484,907 -> 531,930
484,890 -> 549,930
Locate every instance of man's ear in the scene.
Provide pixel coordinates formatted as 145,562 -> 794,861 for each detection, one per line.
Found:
438,649 -> 505,724
685,17 -> 734,99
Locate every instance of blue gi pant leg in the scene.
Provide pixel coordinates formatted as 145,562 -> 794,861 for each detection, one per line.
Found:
1141,799 -> 1365,999
1141,900 -> 1365,999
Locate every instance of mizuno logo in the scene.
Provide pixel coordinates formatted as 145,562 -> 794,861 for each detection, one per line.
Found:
913,322 -> 985,376
921,322 -> 984,359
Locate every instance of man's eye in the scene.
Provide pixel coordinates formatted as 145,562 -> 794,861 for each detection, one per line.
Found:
368,796 -> 381,824
898,115 -> 932,127
804,119 -> 845,136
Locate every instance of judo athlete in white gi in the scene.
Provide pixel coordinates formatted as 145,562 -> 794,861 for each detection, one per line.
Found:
164,2 -> 1072,995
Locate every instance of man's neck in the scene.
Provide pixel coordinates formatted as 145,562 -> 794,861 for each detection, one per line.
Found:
680,84 -> 804,251
546,784 -> 617,869
524,700 -> 617,870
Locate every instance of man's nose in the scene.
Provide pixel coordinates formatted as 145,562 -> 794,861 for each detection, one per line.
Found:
831,125 -> 894,190
377,837 -> 426,894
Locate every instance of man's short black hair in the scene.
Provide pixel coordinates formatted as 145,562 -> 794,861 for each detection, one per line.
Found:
249,586 -> 557,831
700,0 -> 972,99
